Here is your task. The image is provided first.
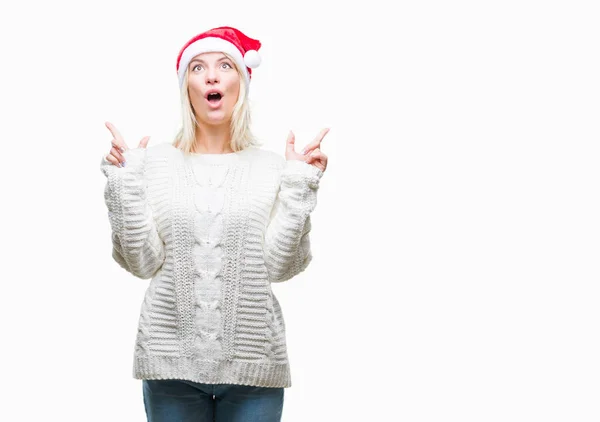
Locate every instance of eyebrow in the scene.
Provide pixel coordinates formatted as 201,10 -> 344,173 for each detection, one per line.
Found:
189,55 -> 231,66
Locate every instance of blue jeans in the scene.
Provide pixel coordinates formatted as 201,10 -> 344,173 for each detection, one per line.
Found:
142,379 -> 284,422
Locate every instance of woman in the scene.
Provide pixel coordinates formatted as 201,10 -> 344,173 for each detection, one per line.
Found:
100,26 -> 328,422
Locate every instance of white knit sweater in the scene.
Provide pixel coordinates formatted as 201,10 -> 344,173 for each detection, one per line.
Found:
99,143 -> 323,388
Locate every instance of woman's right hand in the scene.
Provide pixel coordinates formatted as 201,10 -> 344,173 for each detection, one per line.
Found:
104,121 -> 151,167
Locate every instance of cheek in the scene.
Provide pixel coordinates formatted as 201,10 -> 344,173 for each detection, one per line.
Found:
225,76 -> 241,96
191,88 -> 203,102
228,89 -> 239,104
187,81 -> 203,103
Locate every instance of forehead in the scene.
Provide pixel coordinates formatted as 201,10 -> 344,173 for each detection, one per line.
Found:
190,52 -> 229,62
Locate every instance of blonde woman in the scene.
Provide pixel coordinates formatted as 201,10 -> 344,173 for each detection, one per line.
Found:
100,26 -> 328,422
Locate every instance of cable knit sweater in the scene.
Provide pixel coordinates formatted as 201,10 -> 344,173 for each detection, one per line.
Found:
99,143 -> 322,388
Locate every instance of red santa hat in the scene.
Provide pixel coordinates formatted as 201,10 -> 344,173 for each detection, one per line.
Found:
176,26 -> 262,90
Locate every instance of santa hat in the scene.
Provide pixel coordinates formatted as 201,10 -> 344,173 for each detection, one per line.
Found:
176,26 -> 261,90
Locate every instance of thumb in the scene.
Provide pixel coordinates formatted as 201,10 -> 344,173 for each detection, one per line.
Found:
138,136 -> 151,149
286,131 -> 296,155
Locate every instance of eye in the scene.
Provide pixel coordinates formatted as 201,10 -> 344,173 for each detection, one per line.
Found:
221,62 -> 232,69
192,64 -> 203,71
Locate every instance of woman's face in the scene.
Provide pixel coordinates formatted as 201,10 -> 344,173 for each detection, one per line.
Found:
187,52 -> 241,127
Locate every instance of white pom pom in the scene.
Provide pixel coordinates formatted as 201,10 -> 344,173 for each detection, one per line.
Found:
244,50 -> 261,68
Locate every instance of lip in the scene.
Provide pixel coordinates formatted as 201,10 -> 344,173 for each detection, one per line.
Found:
206,97 -> 223,109
205,89 -> 224,109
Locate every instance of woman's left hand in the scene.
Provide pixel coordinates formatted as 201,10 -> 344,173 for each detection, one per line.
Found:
285,128 -> 329,173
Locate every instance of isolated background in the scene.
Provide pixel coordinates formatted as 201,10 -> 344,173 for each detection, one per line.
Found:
1,0 -> 599,421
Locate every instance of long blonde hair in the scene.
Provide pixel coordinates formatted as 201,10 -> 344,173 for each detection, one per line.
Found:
172,53 -> 262,154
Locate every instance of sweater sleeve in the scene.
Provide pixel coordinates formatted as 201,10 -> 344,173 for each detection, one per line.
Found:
263,159 -> 323,283
100,148 -> 166,280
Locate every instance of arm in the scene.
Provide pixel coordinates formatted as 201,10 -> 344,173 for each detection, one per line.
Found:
100,148 -> 166,280
264,159 -> 323,283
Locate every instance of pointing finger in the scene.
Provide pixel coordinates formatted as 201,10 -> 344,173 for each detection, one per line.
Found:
314,128 -> 330,144
105,121 -> 124,142
105,121 -> 128,151
302,128 -> 329,154
111,139 -> 125,153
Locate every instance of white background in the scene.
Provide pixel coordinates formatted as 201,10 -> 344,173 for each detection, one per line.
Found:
1,0 -> 599,421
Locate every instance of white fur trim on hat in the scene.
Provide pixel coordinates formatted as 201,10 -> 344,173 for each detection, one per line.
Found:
177,37 -> 251,89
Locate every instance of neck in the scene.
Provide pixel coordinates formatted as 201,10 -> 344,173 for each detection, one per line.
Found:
193,122 -> 234,154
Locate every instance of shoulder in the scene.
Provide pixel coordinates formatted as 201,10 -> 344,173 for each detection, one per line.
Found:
146,142 -> 178,159
244,146 -> 286,170
146,142 -> 177,155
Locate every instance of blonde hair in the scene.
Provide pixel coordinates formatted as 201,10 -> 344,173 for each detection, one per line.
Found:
172,53 -> 262,154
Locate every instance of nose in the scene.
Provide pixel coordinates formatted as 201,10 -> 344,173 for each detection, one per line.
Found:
205,67 -> 219,84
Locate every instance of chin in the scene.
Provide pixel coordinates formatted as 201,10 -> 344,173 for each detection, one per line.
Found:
207,117 -> 227,125
199,113 -> 232,126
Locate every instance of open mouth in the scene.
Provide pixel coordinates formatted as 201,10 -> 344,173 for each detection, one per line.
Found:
207,92 -> 222,103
